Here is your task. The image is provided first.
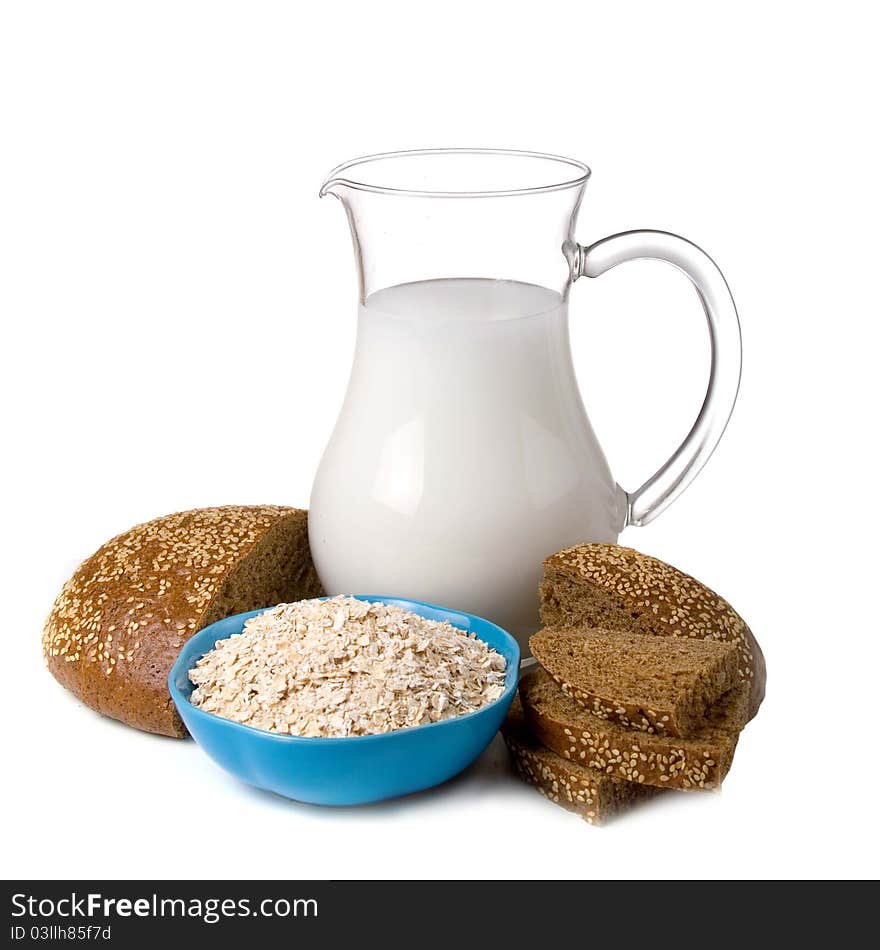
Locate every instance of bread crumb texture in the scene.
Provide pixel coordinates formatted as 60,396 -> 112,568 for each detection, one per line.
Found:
529,627 -> 738,737
544,544 -> 765,719
519,668 -> 744,791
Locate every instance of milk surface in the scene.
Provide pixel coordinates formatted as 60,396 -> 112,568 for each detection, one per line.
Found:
309,278 -> 623,642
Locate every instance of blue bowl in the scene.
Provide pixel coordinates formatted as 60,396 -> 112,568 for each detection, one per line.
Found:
168,595 -> 520,806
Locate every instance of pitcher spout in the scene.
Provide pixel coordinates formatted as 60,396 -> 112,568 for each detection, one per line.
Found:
319,177 -> 347,199
320,157 -> 362,199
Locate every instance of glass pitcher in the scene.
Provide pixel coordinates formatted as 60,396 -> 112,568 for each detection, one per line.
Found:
310,149 -> 741,645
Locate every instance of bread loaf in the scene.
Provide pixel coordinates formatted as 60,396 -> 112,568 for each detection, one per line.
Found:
42,505 -> 324,737
519,667 -> 747,790
529,627 -> 740,737
502,697 -> 658,823
540,544 -> 766,720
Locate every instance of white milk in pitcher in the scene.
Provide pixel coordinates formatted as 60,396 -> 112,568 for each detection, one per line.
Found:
309,278 -> 623,642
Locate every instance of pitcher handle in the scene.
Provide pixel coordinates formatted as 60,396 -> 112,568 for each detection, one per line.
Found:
577,230 -> 742,527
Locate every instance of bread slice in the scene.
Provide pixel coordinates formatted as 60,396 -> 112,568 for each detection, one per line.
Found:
520,667 -> 747,790
540,544 -> 766,721
530,627 -> 739,737
502,696 -> 658,823
43,506 -> 324,737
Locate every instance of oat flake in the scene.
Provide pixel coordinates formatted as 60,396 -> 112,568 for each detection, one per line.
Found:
189,596 -> 507,737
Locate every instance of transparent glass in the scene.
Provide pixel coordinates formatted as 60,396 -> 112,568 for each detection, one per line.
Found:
311,149 -> 741,644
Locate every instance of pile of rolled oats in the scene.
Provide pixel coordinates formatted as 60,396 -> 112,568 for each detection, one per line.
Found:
189,595 -> 507,737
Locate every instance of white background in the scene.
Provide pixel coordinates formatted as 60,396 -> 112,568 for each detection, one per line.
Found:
2,0 -> 878,880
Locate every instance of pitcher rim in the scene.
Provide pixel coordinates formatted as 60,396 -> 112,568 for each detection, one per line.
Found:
320,148 -> 591,199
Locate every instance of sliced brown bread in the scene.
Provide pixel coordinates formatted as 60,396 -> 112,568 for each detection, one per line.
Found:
502,696 -> 658,823
520,667 -> 748,790
43,505 -> 324,737
540,544 -> 766,720
530,627 -> 739,737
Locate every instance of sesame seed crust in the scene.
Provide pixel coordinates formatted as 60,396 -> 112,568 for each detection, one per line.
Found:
502,697 -> 659,824
540,544 -> 766,721
42,506 -> 323,737
519,667 -> 746,791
